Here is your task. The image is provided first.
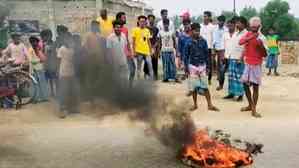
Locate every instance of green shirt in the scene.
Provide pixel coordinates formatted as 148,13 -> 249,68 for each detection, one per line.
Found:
0,26 -> 9,49
266,35 -> 279,55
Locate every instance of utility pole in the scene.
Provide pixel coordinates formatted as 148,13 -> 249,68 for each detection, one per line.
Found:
233,0 -> 236,15
47,0 -> 56,40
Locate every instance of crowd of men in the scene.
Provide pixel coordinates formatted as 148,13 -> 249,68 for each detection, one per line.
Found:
0,8 -> 281,119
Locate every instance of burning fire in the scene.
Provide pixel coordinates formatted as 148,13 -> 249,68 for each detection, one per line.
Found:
181,130 -> 253,168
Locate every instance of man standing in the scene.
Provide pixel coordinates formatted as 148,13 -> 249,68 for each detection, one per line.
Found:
97,9 -> 113,38
185,23 -> 219,112
158,19 -> 178,83
266,28 -> 280,76
239,17 -> 267,118
201,11 -> 215,85
224,17 -> 247,101
157,9 -> 175,33
116,12 -> 135,86
132,15 -> 153,80
107,20 -> 129,86
147,14 -> 160,80
178,19 -> 192,79
213,15 -> 227,91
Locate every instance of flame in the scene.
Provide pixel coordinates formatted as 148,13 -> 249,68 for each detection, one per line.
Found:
181,130 -> 253,168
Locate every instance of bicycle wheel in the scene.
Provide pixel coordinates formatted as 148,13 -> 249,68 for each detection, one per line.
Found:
9,71 -> 38,105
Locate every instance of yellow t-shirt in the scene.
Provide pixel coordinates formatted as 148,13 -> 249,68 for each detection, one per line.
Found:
96,16 -> 114,38
132,27 -> 151,56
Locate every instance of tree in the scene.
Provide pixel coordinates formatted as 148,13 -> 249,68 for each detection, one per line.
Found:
239,6 -> 258,20
260,0 -> 299,39
221,11 -> 236,21
172,15 -> 181,30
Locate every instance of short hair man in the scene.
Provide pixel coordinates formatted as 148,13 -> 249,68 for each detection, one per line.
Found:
132,15 -> 153,79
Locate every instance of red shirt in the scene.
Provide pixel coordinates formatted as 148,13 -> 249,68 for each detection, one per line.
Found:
239,32 -> 267,65
120,26 -> 132,58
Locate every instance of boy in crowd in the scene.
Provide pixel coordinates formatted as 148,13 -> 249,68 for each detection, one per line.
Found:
147,14 -> 160,80
240,17 -> 267,118
40,29 -> 59,97
201,11 -> 215,85
158,19 -> 179,83
1,33 -> 28,65
224,17 -> 247,101
266,28 -> 280,76
107,20 -> 129,85
97,9 -> 114,38
28,36 -> 49,103
116,12 -> 135,86
57,32 -> 79,118
157,9 -> 175,33
213,15 -> 227,91
132,15 -> 153,80
178,19 -> 192,80
185,23 -> 219,112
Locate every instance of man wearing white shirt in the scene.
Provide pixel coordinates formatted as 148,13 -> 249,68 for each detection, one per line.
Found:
200,11 -> 215,85
224,17 -> 248,101
157,9 -> 175,33
213,15 -> 227,91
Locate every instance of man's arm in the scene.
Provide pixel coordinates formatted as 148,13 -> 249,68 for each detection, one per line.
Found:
239,32 -> 258,45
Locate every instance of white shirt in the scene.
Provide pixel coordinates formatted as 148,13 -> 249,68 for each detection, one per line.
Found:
213,26 -> 228,50
224,29 -> 248,60
106,33 -> 128,67
157,20 -> 175,33
57,46 -> 75,78
200,23 -> 215,49
159,30 -> 175,52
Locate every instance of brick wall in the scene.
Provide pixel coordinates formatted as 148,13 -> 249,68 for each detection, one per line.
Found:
279,41 -> 299,64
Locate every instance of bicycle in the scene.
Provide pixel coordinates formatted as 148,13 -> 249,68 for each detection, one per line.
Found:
0,61 -> 38,109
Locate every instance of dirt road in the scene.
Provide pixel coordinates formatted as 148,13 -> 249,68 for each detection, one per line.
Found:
1,65 -> 299,168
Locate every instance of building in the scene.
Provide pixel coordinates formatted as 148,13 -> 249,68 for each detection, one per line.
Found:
1,0 -> 152,35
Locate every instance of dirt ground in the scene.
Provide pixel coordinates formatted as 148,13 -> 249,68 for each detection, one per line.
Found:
1,64 -> 299,168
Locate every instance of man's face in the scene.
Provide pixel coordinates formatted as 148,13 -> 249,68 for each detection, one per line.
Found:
218,20 -> 225,27
139,18 -> 147,28
100,10 -> 107,19
120,15 -> 126,24
164,24 -> 169,31
114,24 -> 122,35
161,12 -> 168,20
192,28 -> 200,38
227,23 -> 235,32
183,23 -> 191,32
204,14 -> 210,23
236,21 -> 244,30
12,37 -> 20,44
250,25 -> 260,32
148,17 -> 155,25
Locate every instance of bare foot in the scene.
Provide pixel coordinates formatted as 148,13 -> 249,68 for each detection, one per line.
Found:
208,105 -> 220,112
252,112 -> 262,118
241,106 -> 252,112
267,72 -> 271,76
275,72 -> 280,76
190,106 -> 198,111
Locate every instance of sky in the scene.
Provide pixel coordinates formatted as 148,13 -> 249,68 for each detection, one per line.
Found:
146,0 -> 299,17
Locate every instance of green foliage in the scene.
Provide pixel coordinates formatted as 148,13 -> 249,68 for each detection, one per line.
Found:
259,0 -> 299,39
239,6 -> 258,20
172,15 -> 181,30
191,16 -> 202,24
221,11 -> 236,21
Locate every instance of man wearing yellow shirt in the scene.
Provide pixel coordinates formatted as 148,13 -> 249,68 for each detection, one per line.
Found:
97,9 -> 113,38
132,15 -> 153,79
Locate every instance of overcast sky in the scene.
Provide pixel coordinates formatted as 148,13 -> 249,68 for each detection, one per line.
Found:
146,0 -> 299,17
